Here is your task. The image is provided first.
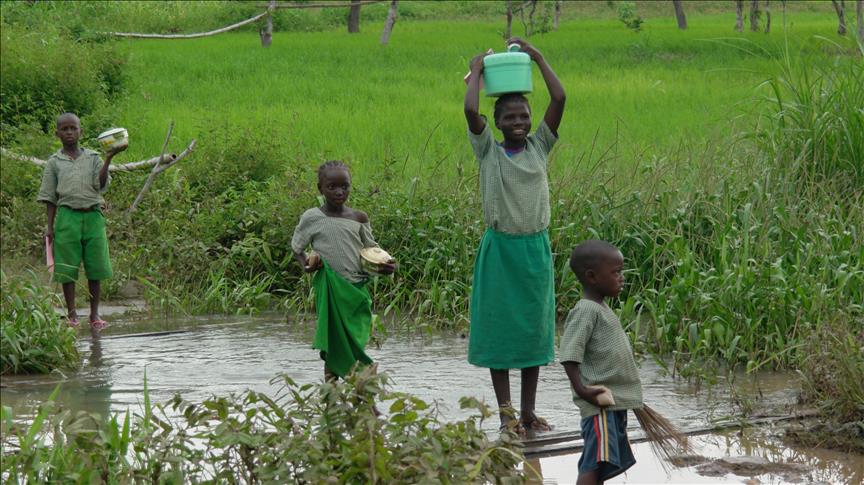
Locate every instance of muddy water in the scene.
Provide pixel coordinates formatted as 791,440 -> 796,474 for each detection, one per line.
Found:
534,427 -> 863,484
3,314 -> 861,482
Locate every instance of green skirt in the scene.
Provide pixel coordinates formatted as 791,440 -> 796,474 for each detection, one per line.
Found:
312,261 -> 374,377
468,228 -> 555,369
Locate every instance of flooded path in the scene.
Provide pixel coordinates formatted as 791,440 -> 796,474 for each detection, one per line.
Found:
2,313 -> 861,482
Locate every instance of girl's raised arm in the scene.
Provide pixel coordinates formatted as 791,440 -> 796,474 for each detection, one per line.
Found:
508,38 -> 566,135
464,53 -> 489,135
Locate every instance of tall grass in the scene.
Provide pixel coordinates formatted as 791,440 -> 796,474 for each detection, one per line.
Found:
0,271 -> 79,374
798,315 -> 864,424
756,38 -> 864,183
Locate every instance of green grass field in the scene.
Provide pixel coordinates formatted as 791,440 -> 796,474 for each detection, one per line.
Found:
113,13 -> 848,180
2,4 -> 861,377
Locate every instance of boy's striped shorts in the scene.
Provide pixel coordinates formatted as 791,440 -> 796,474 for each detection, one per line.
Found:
578,408 -> 636,480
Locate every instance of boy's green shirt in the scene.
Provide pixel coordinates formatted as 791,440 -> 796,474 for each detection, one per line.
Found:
559,299 -> 643,417
37,148 -> 109,209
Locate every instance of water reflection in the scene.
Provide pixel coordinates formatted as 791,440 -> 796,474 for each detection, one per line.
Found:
0,314 -> 800,432
2,314 -> 859,483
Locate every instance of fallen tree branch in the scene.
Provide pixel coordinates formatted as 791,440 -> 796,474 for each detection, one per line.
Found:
127,121 -> 174,217
2,141 -> 196,172
104,9 -> 272,39
258,0 -> 384,9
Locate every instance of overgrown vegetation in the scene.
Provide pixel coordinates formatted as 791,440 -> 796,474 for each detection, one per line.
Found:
0,270 -> 80,374
0,3 -> 861,381
0,367 -> 529,483
0,22 -> 127,145
798,316 -> 864,425
787,315 -> 864,452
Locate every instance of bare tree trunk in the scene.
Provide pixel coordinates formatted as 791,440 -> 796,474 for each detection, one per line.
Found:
672,0 -> 687,29
259,0 -> 275,47
857,0 -> 863,42
750,0 -> 760,31
735,0 -> 744,31
348,0 -> 361,33
832,0 -> 847,35
554,0 -> 561,31
380,0 -> 398,45
526,0 -> 537,36
763,0 -> 771,33
506,1 -> 513,39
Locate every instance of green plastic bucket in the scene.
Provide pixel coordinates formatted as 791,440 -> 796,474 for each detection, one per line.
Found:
482,44 -> 532,97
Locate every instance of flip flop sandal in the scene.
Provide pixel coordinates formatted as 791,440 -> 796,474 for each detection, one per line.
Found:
67,317 -> 80,327
522,415 -> 554,433
90,318 -> 108,331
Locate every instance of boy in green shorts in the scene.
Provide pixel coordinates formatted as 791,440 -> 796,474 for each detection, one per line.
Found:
37,113 -> 126,331
560,240 -> 643,484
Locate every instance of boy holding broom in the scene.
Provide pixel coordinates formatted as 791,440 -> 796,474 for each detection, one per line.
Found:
37,113 -> 124,331
560,240 -> 641,483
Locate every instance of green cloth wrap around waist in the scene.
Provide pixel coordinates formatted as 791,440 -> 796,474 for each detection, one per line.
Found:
468,228 -> 556,369
312,261 -> 374,377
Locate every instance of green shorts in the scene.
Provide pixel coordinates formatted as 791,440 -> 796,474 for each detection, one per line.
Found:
52,206 -> 113,283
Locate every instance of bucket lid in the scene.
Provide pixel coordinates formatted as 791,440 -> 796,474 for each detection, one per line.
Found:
97,128 -> 127,139
483,51 -> 530,67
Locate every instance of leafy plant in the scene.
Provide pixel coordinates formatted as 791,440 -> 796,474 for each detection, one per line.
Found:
1,366 -> 529,483
0,270 -> 79,374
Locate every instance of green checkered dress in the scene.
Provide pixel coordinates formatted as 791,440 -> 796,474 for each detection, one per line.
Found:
559,299 -> 644,418
467,120 -> 557,369
291,208 -> 379,283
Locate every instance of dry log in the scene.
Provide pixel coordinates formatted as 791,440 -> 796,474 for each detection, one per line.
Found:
259,0 -> 383,9
104,9 -> 271,39
1,140 -> 196,173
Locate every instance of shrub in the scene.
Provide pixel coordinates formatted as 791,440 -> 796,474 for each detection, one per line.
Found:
0,22 -> 127,141
0,271 -> 79,374
0,367 -> 528,483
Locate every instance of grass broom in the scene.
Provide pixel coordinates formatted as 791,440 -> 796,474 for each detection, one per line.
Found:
589,387 -> 692,468
633,404 -> 693,467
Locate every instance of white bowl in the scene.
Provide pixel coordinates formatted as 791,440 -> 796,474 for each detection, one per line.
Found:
97,127 -> 128,151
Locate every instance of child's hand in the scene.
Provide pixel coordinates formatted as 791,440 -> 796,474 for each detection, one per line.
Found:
582,385 -> 610,407
586,385 -> 616,407
507,37 -> 542,62
44,228 -> 53,244
468,50 -> 492,73
304,251 -> 323,273
106,143 -> 128,157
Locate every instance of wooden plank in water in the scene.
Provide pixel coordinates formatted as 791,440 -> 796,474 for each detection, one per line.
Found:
523,411 -> 820,458
97,330 -> 191,340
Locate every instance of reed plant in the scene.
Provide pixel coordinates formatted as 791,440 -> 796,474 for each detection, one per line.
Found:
797,314 -> 864,424
754,37 -> 864,184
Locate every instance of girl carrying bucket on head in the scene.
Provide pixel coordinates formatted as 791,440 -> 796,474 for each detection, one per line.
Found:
463,37 -> 566,434
292,160 -> 396,381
